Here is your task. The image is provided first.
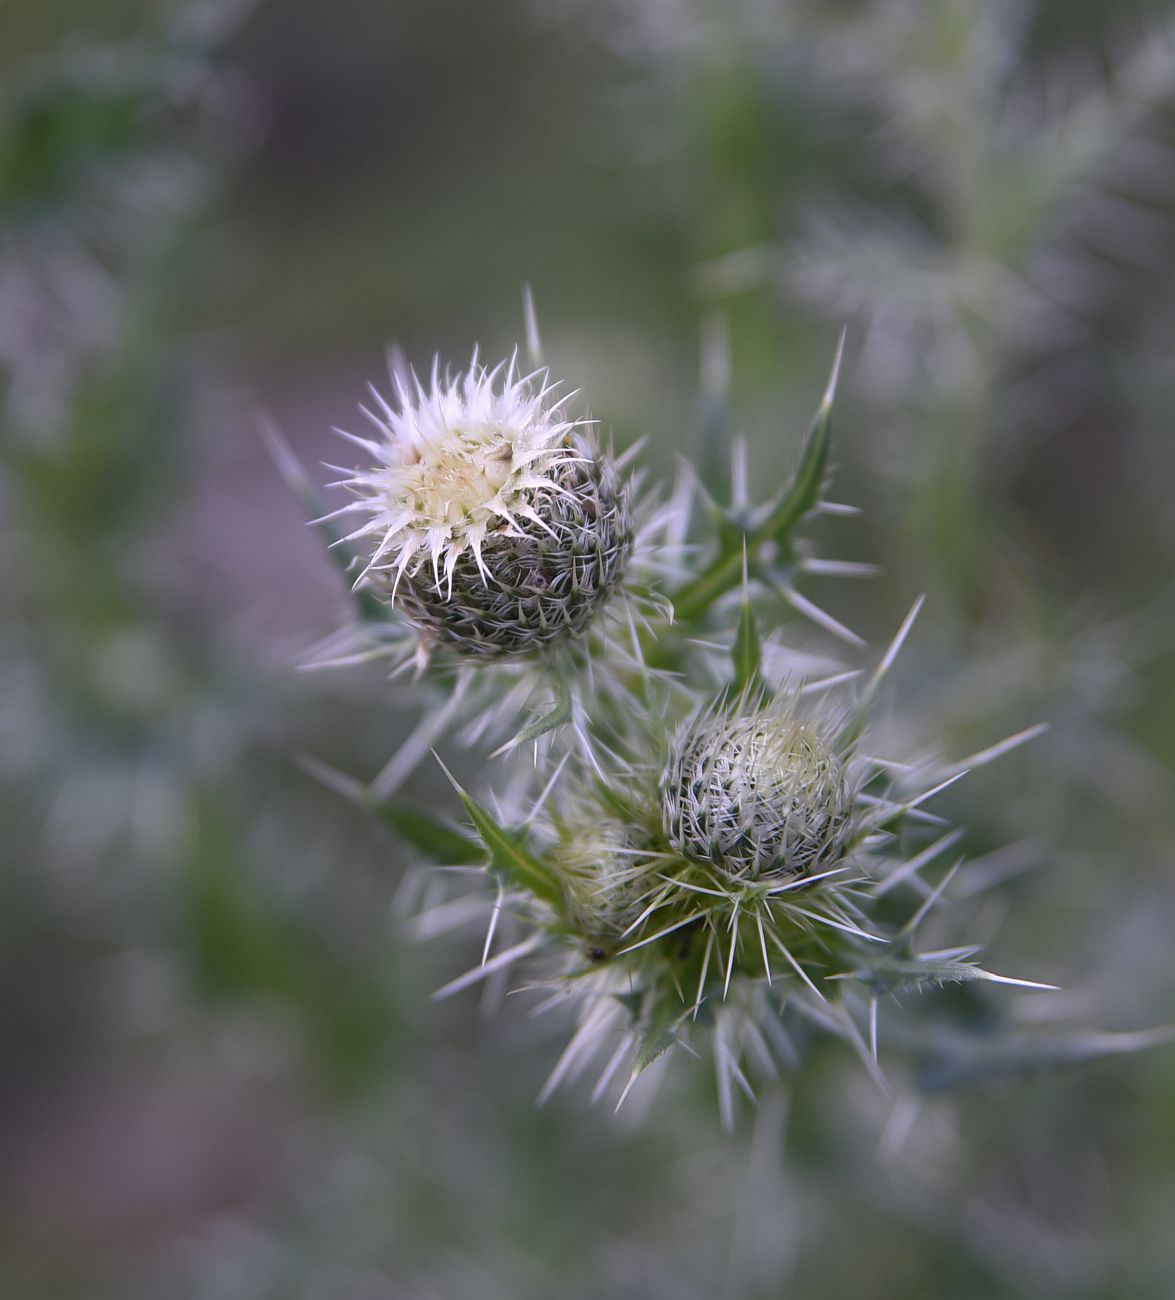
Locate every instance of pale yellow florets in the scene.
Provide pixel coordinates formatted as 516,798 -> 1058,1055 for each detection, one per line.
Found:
331,353 -> 584,597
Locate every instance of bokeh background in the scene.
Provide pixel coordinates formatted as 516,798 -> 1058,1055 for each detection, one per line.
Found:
3,1 -> 1175,1296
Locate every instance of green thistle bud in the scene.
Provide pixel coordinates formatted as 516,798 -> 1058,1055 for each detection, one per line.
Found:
330,353 -> 632,660
662,701 -> 853,880
553,818 -> 650,944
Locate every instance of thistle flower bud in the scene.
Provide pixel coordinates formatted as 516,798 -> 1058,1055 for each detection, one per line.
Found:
553,819 -> 648,945
662,703 -> 852,879
333,354 -> 632,659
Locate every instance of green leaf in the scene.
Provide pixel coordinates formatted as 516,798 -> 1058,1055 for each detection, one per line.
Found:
761,329 -> 844,544
668,332 -> 846,627
631,995 -> 688,1076
848,956 -> 987,995
436,759 -> 563,905
376,802 -> 484,866
732,593 -> 763,695
613,991 -> 643,1019
296,754 -> 481,865
490,680 -> 572,756
839,954 -> 1056,997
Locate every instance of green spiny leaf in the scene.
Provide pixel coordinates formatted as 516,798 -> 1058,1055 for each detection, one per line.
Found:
631,994 -> 688,1076
490,680 -> 571,757
436,758 -> 563,905
732,593 -> 763,695
670,332 -> 846,626
761,329 -> 844,544
838,954 -> 1055,998
376,803 -> 485,867
296,753 -> 481,865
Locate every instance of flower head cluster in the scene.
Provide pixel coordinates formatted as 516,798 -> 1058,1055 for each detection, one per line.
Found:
330,353 -> 632,659
291,329 -> 1056,1126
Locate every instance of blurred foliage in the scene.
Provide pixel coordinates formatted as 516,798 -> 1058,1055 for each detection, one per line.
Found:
1,1 -> 1174,1299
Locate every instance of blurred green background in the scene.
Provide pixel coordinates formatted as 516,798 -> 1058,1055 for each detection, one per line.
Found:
2,1 -> 1175,1296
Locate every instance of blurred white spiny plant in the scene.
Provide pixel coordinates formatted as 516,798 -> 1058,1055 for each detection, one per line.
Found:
281,317 -> 1067,1125
555,0 -> 1175,610
688,0 -> 1175,596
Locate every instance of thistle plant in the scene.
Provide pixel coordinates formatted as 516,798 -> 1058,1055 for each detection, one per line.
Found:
283,316 -> 1088,1126
10,4 -> 1175,1293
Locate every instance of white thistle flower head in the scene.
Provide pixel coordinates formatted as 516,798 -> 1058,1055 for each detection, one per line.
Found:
662,697 -> 853,880
332,351 -> 632,659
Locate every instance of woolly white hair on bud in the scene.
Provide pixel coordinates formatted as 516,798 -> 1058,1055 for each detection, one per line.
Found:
662,697 -> 854,881
326,352 -> 633,659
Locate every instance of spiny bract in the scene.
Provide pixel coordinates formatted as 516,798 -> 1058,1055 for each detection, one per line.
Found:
327,352 -> 632,659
